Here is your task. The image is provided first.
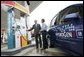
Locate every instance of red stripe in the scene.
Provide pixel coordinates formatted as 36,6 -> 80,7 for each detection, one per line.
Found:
1,1 -> 15,6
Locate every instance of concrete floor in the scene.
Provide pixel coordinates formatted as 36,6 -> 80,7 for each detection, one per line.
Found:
1,43 -> 70,56
23,46 -> 69,56
1,45 -> 70,56
1,39 -> 70,56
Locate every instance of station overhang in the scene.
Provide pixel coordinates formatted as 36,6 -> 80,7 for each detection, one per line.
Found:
1,1 -> 29,15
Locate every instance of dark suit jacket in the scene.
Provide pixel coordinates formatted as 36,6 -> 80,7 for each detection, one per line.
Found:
28,24 -> 41,35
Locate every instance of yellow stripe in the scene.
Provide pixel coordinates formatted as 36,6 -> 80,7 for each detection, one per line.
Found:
14,1 -> 28,14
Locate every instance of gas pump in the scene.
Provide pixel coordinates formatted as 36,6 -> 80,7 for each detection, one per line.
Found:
13,21 -> 21,48
13,18 -> 28,48
1,1 -> 30,49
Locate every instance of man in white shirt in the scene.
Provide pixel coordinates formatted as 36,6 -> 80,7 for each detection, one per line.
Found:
41,19 -> 48,50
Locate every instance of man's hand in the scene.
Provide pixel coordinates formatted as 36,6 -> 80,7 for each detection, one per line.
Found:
39,31 -> 42,34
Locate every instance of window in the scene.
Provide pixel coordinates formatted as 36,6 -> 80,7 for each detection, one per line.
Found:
50,13 -> 59,27
51,4 -> 83,26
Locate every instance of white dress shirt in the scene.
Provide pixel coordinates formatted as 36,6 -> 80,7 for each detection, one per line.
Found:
41,22 -> 47,31
35,24 -> 37,27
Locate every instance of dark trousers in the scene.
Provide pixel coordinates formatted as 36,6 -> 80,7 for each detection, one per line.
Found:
42,30 -> 48,49
35,34 -> 42,49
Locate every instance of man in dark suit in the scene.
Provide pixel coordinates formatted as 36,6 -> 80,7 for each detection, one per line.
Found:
27,20 -> 42,52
